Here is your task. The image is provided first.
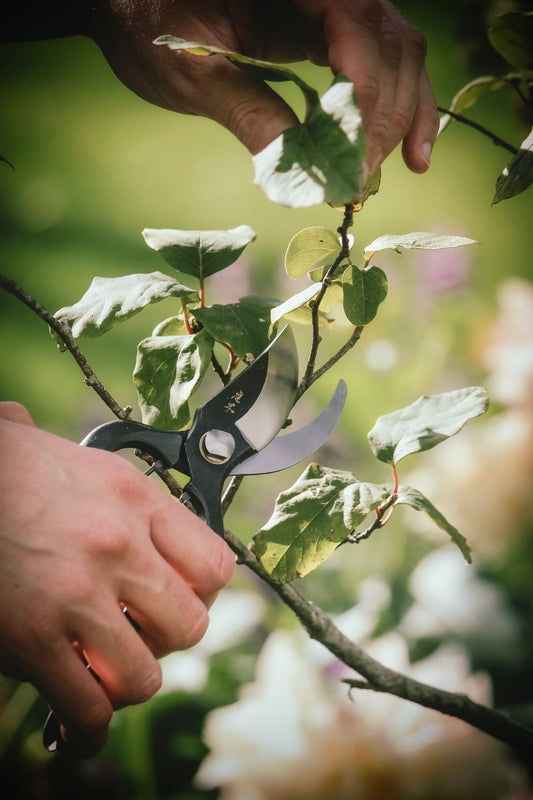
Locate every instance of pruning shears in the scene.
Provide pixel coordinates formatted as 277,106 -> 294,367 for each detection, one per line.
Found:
81,326 -> 346,535
42,326 -> 346,750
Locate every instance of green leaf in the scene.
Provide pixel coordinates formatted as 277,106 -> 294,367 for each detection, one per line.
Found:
493,127 -> 533,204
152,315 -> 189,336
342,265 -> 388,326
53,271 -> 198,341
253,463 -> 390,582
364,231 -> 478,261
193,296 -> 278,361
133,329 -> 213,429
284,227 -> 342,278
396,486 -> 472,563
253,75 -> 366,208
368,386 -> 489,466
142,225 -> 256,281
488,12 -> 533,71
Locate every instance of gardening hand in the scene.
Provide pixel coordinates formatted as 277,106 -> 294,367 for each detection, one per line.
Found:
84,0 -> 439,173
0,402 -> 234,757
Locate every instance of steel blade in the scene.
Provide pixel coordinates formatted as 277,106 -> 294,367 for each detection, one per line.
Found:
230,379 -> 347,475
234,326 -> 298,452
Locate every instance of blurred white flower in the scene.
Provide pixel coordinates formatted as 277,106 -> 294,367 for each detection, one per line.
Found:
160,589 -> 266,693
400,546 -> 521,663
196,624 -> 527,799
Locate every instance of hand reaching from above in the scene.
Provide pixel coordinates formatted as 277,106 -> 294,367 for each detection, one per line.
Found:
0,402 -> 234,757
66,0 -> 438,173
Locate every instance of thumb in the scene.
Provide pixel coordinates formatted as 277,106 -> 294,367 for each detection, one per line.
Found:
0,402 -> 36,427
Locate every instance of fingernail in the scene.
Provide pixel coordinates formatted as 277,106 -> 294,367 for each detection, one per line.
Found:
421,141 -> 433,168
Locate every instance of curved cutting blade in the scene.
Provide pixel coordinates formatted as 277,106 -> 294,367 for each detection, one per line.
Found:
230,379 -> 347,475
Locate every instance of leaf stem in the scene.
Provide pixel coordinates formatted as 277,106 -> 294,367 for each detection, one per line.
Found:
181,298 -> 194,335
0,274 -> 131,420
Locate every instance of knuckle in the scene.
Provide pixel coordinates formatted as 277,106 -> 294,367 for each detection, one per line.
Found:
406,26 -> 428,60
208,539 -> 235,590
81,697 -> 114,734
130,661 -> 162,704
179,601 -> 210,651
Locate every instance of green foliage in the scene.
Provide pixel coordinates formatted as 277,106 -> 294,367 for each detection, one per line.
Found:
134,329 -> 213,429
254,387 -> 486,582
342,265 -> 388,325
440,10 -> 533,204
253,464 -> 389,582
493,129 -> 533,205
487,11 -> 533,71
284,226 -> 341,278
193,296 -> 278,361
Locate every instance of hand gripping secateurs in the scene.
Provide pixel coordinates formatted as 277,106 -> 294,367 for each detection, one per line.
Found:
42,326 -> 347,751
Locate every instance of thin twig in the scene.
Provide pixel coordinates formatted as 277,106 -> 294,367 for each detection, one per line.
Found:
438,106 -> 519,154
223,526 -> 533,757
298,204 -> 357,397
0,274 -> 131,419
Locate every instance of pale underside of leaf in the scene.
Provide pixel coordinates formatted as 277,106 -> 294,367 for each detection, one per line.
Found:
364,232 -> 478,262
396,486 -> 472,563
133,330 -> 213,429
368,386 -> 489,465
54,271 -> 197,340
142,225 -> 256,280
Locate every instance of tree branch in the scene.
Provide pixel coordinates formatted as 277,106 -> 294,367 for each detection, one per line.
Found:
0,274 -> 131,420
437,106 -> 519,155
222,526 -> 533,757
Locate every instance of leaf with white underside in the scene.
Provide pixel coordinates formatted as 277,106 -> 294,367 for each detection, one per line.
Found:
53,272 -> 197,342
285,227 -> 342,278
133,329 -> 213,429
253,463 -> 390,582
364,232 -> 478,262
396,486 -> 472,563
493,126 -> 533,204
142,226 -> 256,281
254,76 -> 366,207
368,386 -> 489,466
270,283 -> 343,327
439,75 -> 508,133
154,39 -> 367,208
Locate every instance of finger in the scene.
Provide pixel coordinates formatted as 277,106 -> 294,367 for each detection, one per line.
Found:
401,67 -> 439,173
34,642 -> 113,758
72,597 -> 163,709
118,560 -> 213,658
148,498 -> 235,602
0,401 -> 36,426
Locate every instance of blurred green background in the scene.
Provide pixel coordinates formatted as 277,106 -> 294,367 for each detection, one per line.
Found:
1,2 -> 533,798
